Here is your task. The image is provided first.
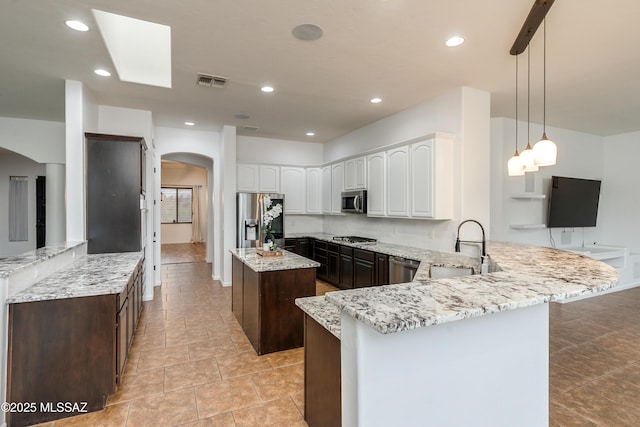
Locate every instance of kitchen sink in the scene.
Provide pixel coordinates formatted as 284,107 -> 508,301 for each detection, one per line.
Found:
429,266 -> 474,279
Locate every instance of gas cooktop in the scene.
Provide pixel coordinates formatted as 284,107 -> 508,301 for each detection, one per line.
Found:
332,236 -> 377,244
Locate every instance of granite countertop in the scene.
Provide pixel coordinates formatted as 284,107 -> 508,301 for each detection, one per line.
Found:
230,248 -> 320,273
6,252 -> 142,304
0,241 -> 85,278
292,235 -> 619,336
295,295 -> 341,339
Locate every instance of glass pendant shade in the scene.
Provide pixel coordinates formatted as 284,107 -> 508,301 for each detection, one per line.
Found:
508,151 -> 525,176
533,132 -> 557,166
519,143 -> 538,172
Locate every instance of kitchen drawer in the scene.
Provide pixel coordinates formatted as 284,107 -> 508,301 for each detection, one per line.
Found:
354,248 -> 375,262
315,239 -> 328,250
328,243 -> 340,253
340,246 -> 353,256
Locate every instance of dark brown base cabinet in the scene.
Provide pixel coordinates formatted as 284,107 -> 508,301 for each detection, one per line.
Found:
6,261 -> 143,427
232,257 -> 316,355
304,314 -> 342,427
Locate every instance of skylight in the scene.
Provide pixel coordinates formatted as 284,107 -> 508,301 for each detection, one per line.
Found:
92,9 -> 172,88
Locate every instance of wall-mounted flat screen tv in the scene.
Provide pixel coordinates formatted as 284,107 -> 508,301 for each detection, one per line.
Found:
547,176 -> 602,228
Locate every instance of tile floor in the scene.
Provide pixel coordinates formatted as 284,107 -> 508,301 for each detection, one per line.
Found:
32,244 -> 640,426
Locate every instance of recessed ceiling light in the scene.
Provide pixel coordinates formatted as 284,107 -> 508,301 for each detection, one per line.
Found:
65,20 -> 89,32
370,97 -> 382,104
94,69 -> 111,77
306,132 -> 315,137
261,85 -> 274,93
184,121 -> 195,126
445,36 -> 465,47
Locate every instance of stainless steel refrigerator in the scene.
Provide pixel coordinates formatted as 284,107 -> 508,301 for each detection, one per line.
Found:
236,193 -> 285,248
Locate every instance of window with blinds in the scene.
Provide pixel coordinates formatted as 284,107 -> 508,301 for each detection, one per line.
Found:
160,187 -> 192,224
9,176 -> 28,241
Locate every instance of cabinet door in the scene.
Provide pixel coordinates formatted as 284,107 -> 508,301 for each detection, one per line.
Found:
386,146 -> 410,217
339,254 -> 354,290
354,156 -> 367,189
354,259 -> 375,288
331,163 -> 345,214
321,166 -> 332,214
375,253 -> 389,285
366,152 -> 386,216
281,167 -> 306,214
232,258 -> 244,325
297,238 -> 310,258
410,140 -> 434,218
306,168 -> 323,214
259,165 -> 280,193
344,159 -> 356,190
116,299 -> 128,382
327,251 -> 340,285
237,164 -> 260,192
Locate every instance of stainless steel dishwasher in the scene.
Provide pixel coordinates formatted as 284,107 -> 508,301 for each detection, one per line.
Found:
388,256 -> 420,284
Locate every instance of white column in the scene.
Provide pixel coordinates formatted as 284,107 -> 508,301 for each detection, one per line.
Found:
45,163 -> 66,245
64,80 -> 86,243
221,125 -> 236,286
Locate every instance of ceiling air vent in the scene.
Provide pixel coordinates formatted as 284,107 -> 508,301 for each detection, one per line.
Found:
197,73 -> 227,88
242,125 -> 260,131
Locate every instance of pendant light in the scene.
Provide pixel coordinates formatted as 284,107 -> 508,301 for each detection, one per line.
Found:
520,46 -> 538,172
533,16 -> 557,166
508,54 -> 524,176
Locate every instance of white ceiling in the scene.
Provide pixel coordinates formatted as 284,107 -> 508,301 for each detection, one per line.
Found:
1,0 -> 639,143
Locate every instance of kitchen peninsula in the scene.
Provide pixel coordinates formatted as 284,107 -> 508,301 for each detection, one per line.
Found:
297,240 -> 619,427
230,248 -> 319,355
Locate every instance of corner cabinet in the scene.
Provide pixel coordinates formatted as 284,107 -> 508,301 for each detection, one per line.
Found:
321,166 -> 332,214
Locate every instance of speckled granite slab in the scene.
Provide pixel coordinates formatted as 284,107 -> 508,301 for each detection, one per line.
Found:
6,252 -> 142,304
295,296 -> 341,339
324,241 -> 619,334
230,248 -> 320,272
0,241 -> 85,278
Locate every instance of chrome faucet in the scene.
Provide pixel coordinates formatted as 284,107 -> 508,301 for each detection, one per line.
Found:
455,219 -> 486,258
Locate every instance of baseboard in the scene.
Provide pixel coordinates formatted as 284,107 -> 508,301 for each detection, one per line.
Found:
221,280 -> 232,287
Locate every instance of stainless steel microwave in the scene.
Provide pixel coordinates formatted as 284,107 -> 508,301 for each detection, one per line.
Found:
341,190 -> 367,214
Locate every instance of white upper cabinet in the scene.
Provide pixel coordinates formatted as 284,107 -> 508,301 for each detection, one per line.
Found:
321,165 -> 332,214
331,162 -> 345,214
344,156 -> 367,190
366,152 -> 386,217
386,146 -> 410,217
306,167 -> 322,214
237,163 -> 260,192
410,135 -> 454,219
280,167 -> 306,214
259,165 -> 280,193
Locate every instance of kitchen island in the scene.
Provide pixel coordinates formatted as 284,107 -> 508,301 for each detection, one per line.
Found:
230,248 -> 319,355
3,250 -> 143,427
296,241 -> 618,427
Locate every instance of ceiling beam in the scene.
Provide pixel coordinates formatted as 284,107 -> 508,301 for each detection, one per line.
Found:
510,0 -> 555,55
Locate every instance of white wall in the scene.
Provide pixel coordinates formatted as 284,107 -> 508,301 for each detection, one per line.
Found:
0,151 -> 45,256
221,126 -> 237,286
600,131 -> 640,253
490,117 -> 605,248
160,162 -> 208,244
237,135 -> 323,166
0,117 -> 64,164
